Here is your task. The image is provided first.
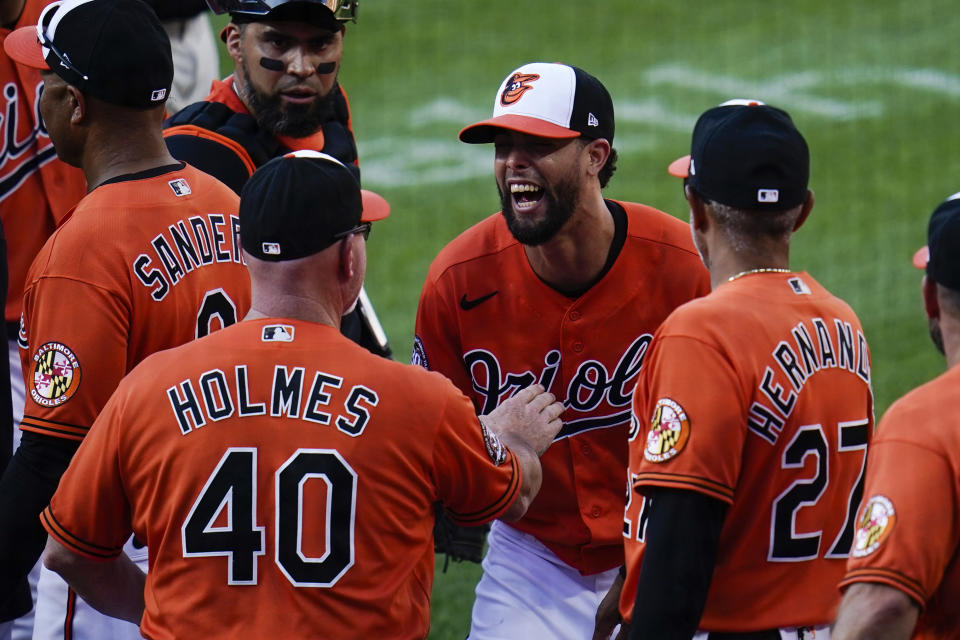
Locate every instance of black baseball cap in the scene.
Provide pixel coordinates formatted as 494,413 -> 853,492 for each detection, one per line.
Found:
4,0 -> 173,109
459,62 -> 614,145
668,99 -> 810,211
208,0 -> 356,31
912,192 -> 960,290
240,151 -> 389,262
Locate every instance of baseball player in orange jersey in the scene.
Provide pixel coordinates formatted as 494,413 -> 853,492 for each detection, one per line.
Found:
613,100 -> 874,639
0,1 -> 251,638
0,2 -> 86,630
414,62 -> 710,638
832,193 -> 960,640
37,150 -> 564,639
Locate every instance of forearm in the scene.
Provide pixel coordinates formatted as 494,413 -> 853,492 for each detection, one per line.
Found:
832,583 -> 919,640
475,384 -> 563,522
497,434 -> 541,522
592,570 -> 625,640
43,537 -> 145,624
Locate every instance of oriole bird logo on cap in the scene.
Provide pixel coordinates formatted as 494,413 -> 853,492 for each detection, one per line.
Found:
500,72 -> 540,106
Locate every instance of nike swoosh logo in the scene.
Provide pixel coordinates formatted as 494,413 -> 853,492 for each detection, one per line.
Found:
460,291 -> 498,310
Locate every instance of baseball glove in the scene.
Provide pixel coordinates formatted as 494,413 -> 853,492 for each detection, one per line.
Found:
434,503 -> 489,569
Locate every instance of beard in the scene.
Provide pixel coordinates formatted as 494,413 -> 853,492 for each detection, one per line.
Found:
239,59 -> 338,138
498,168 -> 581,246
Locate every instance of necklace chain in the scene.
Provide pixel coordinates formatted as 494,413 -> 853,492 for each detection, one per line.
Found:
727,267 -> 792,282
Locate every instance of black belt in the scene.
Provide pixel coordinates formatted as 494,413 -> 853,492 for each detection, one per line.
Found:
6,321 -> 18,341
707,631 -> 781,640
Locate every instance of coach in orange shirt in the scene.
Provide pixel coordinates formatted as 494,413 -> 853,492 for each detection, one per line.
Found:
617,100 -> 875,639
833,193 -> 960,639
38,151 -> 564,639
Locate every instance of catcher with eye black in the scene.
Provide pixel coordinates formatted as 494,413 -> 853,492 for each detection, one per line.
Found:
163,0 -> 392,358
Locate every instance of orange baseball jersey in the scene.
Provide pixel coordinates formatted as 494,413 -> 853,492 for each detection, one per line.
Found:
840,363 -> 960,639
18,163 -> 251,440
620,271 -> 874,631
0,0 -> 87,324
42,318 -> 520,639
413,201 -> 709,574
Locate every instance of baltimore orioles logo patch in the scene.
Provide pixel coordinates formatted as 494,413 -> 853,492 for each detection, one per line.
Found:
644,398 -> 690,463
29,342 -> 81,407
500,72 -> 540,106
852,495 -> 896,558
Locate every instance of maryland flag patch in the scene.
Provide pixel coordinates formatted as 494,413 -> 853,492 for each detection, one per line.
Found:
852,495 -> 896,558
29,342 -> 81,407
644,398 -> 690,463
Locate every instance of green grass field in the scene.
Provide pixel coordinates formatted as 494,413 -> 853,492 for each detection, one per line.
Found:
215,2 -> 960,637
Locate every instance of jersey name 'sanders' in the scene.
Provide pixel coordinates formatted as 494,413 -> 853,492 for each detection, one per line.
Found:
134,212 -> 243,302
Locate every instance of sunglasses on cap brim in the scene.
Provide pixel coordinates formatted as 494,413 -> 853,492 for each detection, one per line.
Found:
36,1 -> 88,86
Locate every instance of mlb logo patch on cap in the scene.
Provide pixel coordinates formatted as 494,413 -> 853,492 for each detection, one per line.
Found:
758,189 -> 779,203
262,242 -> 281,255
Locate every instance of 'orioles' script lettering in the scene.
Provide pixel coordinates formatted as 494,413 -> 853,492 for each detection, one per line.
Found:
748,316 -> 871,444
133,213 -> 243,301
0,81 -> 57,203
463,334 -> 652,440
167,364 -> 379,437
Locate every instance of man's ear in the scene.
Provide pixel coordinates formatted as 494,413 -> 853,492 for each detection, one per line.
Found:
923,275 -> 941,321
223,23 -> 244,63
66,85 -> 85,125
685,184 -> 709,232
583,138 -> 610,178
338,234 -> 360,280
793,189 -> 815,231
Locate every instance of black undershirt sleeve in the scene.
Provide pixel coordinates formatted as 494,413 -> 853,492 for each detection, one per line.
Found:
0,431 -> 80,621
629,487 -> 729,640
